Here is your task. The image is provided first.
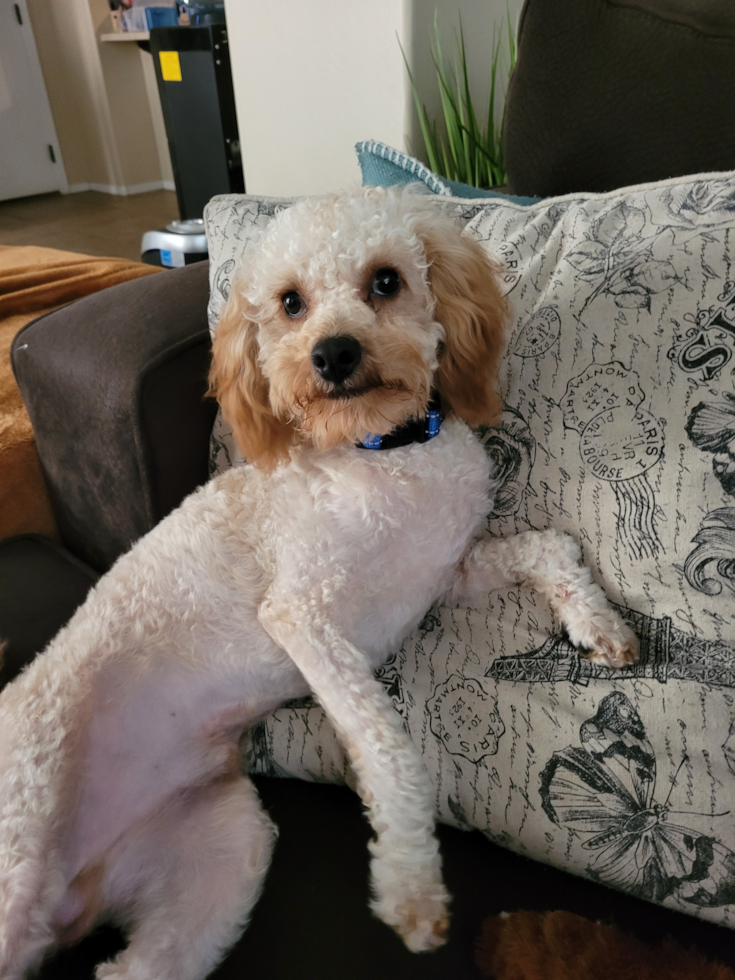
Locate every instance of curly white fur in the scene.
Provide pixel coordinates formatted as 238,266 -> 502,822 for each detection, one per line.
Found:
0,187 -> 638,980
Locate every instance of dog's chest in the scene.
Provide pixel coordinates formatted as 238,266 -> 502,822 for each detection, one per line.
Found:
267,420 -> 493,659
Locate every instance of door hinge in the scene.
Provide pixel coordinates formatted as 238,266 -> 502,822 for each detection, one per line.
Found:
14,4 -> 23,25
48,145 -> 56,163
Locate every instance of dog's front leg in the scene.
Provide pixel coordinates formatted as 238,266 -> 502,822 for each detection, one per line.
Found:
258,597 -> 448,953
449,528 -> 638,668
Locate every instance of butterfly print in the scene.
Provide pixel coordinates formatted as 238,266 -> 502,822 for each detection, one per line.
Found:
539,692 -> 735,907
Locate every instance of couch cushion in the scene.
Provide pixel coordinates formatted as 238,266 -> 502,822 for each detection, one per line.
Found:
204,173 -> 735,928
0,535 -> 98,687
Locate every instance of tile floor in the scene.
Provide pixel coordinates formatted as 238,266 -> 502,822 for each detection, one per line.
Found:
0,190 -> 180,263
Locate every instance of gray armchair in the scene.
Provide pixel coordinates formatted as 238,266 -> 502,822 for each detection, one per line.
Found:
12,261 -> 216,573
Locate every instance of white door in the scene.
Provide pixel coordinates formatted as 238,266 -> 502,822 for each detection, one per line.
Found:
0,0 -> 67,201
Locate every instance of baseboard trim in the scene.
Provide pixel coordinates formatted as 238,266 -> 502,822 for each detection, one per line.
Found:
65,180 -> 176,196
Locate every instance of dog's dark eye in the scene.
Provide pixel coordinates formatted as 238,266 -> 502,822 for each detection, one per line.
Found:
282,291 -> 306,318
371,268 -> 400,298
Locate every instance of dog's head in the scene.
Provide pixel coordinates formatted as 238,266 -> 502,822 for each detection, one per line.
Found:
209,186 -> 507,468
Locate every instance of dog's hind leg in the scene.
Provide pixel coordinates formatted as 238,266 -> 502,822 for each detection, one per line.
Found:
449,528 -> 639,668
95,775 -> 275,980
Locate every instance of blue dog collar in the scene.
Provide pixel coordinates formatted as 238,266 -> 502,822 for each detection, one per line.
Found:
357,394 -> 444,451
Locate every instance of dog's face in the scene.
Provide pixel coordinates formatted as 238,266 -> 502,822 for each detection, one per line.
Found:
209,187 -> 507,468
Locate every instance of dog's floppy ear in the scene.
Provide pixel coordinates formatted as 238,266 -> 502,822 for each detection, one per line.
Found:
418,218 -> 507,427
208,280 -> 294,469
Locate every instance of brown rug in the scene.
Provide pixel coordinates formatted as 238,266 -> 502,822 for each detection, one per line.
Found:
0,245 -> 161,542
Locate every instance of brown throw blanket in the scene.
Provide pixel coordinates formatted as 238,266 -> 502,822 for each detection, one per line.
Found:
0,246 -> 161,542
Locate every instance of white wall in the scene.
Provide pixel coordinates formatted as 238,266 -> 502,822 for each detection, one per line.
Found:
139,47 -> 175,188
223,0 -> 524,197
223,1 -> 406,198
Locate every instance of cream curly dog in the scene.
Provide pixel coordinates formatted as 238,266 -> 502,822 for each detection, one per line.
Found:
0,187 -> 637,980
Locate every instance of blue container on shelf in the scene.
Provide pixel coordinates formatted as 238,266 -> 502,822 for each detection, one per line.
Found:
145,7 -> 179,29
178,1 -> 225,26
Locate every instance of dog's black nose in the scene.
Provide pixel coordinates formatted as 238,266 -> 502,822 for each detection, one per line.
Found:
311,336 -> 362,385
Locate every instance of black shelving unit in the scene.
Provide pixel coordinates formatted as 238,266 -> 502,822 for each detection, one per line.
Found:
149,24 -> 244,220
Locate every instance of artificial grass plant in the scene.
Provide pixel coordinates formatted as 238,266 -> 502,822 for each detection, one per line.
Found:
401,11 -> 517,189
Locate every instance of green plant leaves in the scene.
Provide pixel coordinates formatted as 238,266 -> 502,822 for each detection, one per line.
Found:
400,10 -> 516,189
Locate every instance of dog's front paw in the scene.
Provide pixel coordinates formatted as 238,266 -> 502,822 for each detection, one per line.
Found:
578,617 -> 639,669
370,867 -> 450,952
550,573 -> 639,670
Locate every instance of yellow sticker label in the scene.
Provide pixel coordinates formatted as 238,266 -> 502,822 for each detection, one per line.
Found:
159,51 -> 182,82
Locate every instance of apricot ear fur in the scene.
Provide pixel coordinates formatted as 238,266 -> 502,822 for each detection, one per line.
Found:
207,286 -> 294,469
420,222 -> 507,426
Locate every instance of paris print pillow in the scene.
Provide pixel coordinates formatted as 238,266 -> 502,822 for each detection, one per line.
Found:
204,174 -> 735,928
